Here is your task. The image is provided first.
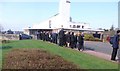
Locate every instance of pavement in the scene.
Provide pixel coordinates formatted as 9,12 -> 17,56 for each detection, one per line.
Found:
74,48 -> 119,63
83,50 -> 118,63
84,41 -> 113,55
74,41 -> 119,63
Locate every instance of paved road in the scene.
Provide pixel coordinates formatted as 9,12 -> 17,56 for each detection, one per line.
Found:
84,41 -> 113,55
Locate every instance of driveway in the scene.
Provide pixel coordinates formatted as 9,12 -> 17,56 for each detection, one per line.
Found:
84,41 -> 113,55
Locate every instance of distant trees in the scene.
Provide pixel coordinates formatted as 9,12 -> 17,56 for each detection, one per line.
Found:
7,29 -> 14,34
100,25 -> 116,32
0,24 -> 4,33
110,25 -> 114,31
107,25 -> 115,36
104,29 -> 109,31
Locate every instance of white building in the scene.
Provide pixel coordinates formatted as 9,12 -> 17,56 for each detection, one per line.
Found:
24,0 -> 103,35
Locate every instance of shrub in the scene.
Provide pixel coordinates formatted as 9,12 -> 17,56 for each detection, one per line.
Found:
84,34 -> 94,41
84,34 -> 102,42
2,40 -> 10,44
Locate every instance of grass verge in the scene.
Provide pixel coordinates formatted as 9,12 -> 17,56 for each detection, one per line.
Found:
2,40 -> 118,69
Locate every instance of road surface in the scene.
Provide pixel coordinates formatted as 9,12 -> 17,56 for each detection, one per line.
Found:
84,41 -> 113,55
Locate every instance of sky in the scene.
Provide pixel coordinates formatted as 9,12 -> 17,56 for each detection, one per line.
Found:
0,0 -> 119,31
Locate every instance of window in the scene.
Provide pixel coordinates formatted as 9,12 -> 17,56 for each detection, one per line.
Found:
82,26 -> 84,29
77,25 -> 80,28
73,25 -> 76,28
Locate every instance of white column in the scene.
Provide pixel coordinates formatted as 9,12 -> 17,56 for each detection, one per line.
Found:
59,0 -> 71,28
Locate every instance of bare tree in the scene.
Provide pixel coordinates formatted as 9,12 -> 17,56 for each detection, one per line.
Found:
0,24 -> 4,33
110,25 -> 114,31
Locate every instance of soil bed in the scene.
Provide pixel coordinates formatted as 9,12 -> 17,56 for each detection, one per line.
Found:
3,48 -> 78,69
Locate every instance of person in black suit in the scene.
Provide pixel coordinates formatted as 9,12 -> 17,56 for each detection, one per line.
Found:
63,31 -> 67,46
52,32 -> 56,43
43,31 -> 46,41
74,33 -> 77,48
46,32 -> 49,41
66,32 -> 71,47
39,31 -> 42,40
51,31 -> 58,44
58,29 -> 64,46
70,32 -> 75,49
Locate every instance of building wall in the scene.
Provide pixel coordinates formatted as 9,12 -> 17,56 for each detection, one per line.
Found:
69,22 -> 90,29
33,14 -> 71,29
24,29 -> 30,35
26,0 -> 91,33
59,0 -> 70,22
31,0 -> 90,30
33,15 -> 62,29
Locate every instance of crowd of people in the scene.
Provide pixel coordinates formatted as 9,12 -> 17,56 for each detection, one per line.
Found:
37,29 -> 84,51
34,29 -> 120,61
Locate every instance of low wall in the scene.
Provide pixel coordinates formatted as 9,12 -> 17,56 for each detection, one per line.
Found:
1,34 -> 19,40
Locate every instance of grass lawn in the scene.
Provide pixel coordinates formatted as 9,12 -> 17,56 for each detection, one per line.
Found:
1,40 -> 119,69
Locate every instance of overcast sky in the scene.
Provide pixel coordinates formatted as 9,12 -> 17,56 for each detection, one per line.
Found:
0,0 -> 119,31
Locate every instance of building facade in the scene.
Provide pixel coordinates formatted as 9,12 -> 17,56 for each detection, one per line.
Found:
24,0 -> 94,35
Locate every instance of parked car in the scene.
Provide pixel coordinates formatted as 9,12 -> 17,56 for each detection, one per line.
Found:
20,34 -> 32,40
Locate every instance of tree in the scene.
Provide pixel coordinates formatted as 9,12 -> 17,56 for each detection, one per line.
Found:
0,24 -> 4,33
110,25 -> 114,31
104,29 -> 109,31
7,29 -> 14,34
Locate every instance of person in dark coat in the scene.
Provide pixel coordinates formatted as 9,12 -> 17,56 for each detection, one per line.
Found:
74,33 -> 77,48
77,32 -> 84,51
111,30 -> 120,61
19,34 -> 22,40
52,32 -> 57,43
70,32 -> 75,49
46,32 -> 50,41
39,32 -> 42,40
64,33 -> 67,47
58,29 -> 64,46
63,31 -> 67,46
45,32 -> 47,41
66,32 -> 71,47
41,31 -> 44,41
43,31 -> 46,41
37,31 -> 40,40
55,33 -> 58,44
53,32 -> 58,44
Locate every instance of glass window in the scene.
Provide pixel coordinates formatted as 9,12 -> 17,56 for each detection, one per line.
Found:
77,25 -> 80,28
82,26 -> 84,29
73,25 -> 76,28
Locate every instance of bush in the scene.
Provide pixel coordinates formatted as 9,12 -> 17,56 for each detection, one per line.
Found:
84,34 -> 102,42
84,34 -> 94,41
2,40 -> 10,44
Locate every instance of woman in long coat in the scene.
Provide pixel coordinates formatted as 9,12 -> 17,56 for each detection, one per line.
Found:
77,32 -> 84,51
